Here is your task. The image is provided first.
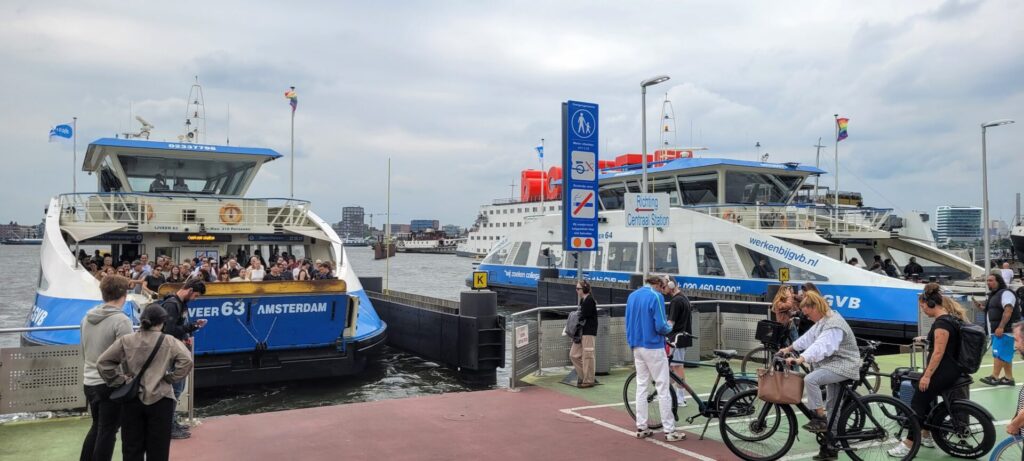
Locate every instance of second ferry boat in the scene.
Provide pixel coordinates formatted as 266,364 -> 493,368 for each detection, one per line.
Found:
24,104 -> 386,387
473,151 -> 983,340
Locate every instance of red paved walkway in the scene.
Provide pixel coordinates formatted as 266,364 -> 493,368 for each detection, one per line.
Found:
171,386 -> 735,461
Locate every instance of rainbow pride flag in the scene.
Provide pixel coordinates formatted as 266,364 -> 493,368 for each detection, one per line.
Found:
837,117 -> 849,142
285,87 -> 297,112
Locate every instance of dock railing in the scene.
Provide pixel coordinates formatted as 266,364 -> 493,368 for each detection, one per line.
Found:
0,325 -> 196,421
508,299 -> 772,390
690,204 -> 893,236
57,192 -> 313,229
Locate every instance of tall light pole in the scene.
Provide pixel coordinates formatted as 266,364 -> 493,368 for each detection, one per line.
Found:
641,75 -> 670,281
982,119 -> 1015,275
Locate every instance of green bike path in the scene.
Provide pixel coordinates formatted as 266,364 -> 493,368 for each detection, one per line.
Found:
523,351 -> 1022,460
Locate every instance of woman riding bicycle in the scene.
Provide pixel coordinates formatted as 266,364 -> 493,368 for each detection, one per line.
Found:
772,285 -> 800,345
779,291 -> 861,461
888,283 -> 969,456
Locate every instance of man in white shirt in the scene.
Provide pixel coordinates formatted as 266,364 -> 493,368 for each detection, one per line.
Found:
1002,262 -> 1014,287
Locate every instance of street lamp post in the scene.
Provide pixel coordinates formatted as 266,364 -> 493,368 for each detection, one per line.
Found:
982,119 -> 1015,276
641,75 -> 670,281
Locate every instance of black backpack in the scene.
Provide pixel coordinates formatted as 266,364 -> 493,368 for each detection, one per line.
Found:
951,316 -> 989,374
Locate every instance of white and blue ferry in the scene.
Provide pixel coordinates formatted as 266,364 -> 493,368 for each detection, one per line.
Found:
25,137 -> 386,386
474,155 -> 983,339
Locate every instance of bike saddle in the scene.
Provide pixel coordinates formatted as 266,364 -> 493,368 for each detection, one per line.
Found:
713,349 -> 738,359
951,375 -> 973,389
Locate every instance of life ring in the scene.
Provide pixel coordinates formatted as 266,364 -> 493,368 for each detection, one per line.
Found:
219,204 -> 243,225
144,203 -> 155,222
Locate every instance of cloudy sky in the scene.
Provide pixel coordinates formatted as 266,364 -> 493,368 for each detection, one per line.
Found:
1,0 -> 1021,229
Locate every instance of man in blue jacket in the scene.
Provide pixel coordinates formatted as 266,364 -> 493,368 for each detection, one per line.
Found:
626,276 -> 686,442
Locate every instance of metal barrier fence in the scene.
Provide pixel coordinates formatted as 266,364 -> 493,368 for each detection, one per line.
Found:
508,299 -> 771,390
0,326 -> 195,420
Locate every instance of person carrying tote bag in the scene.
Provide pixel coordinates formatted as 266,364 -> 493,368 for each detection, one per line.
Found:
98,304 -> 193,461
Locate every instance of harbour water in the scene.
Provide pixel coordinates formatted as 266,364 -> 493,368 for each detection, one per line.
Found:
0,245 -> 506,416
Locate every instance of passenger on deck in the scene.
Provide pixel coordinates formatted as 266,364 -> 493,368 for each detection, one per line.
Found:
869,262 -> 885,274
171,178 -> 189,192
264,265 -> 286,281
144,266 -> 166,295
230,268 -> 251,282
295,261 -> 312,281
216,270 -> 231,283
847,257 -> 859,267
315,261 -> 334,280
248,256 -> 266,281
751,258 -> 774,279
223,258 -> 242,278
148,174 -> 169,192
166,266 -> 185,284
903,257 -> 924,279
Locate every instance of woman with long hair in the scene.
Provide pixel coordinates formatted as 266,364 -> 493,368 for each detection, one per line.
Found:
771,285 -> 800,344
165,266 -> 184,284
248,256 -> 265,282
97,305 -> 192,461
888,283 -> 967,456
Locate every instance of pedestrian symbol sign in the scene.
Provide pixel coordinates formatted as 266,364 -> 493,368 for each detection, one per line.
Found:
778,267 -> 790,283
562,100 -> 599,252
472,271 -> 488,289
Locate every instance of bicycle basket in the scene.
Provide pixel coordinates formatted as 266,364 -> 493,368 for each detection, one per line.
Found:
754,319 -> 787,345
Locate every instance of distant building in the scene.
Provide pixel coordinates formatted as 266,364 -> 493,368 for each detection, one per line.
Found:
442,224 -> 461,237
410,219 -> 440,233
340,206 -> 366,238
935,206 -> 982,244
390,224 -> 411,234
0,221 -> 42,239
991,219 -> 1010,239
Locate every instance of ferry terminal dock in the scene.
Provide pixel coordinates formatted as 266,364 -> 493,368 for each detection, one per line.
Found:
2,351 -> 1018,460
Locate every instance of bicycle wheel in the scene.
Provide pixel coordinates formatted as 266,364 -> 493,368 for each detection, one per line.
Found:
740,346 -> 769,375
712,378 -> 758,415
719,389 -> 797,461
990,436 -> 1024,461
838,394 -> 920,461
861,362 -> 881,394
623,371 -> 678,430
930,401 -> 996,459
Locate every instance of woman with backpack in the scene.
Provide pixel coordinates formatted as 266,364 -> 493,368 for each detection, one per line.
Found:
888,283 -> 969,457
97,304 -> 193,461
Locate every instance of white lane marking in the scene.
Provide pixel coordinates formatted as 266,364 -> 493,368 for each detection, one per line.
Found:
559,407 -> 717,461
970,382 -> 1023,393
563,391 -> 711,412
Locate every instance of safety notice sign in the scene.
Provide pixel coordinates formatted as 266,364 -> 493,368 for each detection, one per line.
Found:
562,100 -> 599,252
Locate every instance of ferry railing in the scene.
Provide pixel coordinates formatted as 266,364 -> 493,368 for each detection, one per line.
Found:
690,204 -> 893,235
0,325 -> 196,422
57,193 -> 314,229
507,299 -> 772,391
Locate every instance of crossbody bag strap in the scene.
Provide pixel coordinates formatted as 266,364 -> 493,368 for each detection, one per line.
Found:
135,334 -> 165,380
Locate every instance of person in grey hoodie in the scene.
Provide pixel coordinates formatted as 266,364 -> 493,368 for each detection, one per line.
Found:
80,275 -> 134,461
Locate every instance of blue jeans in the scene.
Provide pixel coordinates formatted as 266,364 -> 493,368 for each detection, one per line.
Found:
170,377 -> 185,428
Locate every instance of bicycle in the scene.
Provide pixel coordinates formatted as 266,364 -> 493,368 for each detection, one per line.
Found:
719,357 -> 921,461
892,370 -> 996,458
623,347 -> 758,439
990,435 -> 1023,460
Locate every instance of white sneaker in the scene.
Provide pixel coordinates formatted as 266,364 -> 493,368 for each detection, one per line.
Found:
665,431 -> 687,442
921,436 -> 935,448
674,388 -> 687,407
887,442 -> 910,457
636,428 -> 653,439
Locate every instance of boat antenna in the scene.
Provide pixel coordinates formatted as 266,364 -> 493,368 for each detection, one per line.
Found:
226,102 -> 231,145
180,76 -> 206,143
813,137 -> 826,202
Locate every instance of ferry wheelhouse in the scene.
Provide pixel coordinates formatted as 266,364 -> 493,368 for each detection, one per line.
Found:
26,138 -> 387,386
475,154 -> 983,339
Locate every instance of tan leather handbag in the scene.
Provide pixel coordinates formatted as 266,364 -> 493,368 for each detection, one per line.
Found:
757,366 -> 804,404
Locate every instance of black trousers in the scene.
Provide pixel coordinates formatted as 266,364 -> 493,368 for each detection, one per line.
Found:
910,365 -> 962,425
120,397 -> 175,461
80,384 -> 122,461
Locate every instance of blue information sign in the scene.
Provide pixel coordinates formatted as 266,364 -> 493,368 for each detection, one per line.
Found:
562,100 -> 599,252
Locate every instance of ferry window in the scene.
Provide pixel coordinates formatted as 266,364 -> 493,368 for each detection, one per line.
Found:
651,243 -> 679,274
725,172 -> 802,204
695,243 -> 725,276
564,250 -> 591,270
483,240 -> 513,264
533,207 -> 538,212
118,155 -> 256,195
678,173 -> 718,205
598,182 -> 628,210
511,242 -> 532,265
607,242 -> 638,272
650,177 -> 681,207
536,242 -> 563,267
593,245 -> 604,271
741,246 -> 827,281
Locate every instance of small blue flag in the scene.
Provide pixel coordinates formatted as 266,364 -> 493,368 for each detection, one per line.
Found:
535,144 -> 543,159
49,123 -> 73,143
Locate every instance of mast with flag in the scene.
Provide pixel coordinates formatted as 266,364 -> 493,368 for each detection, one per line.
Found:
285,86 -> 297,198
536,139 -> 545,201
49,119 -> 76,193
833,115 -> 849,231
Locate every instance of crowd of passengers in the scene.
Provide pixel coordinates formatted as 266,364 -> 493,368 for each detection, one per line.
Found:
76,250 -> 336,295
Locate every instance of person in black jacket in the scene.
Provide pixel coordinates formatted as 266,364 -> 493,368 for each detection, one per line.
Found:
159,278 -> 206,439
661,277 -> 692,406
569,280 -> 598,388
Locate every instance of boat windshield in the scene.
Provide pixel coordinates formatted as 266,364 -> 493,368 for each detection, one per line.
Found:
118,154 -> 257,195
724,172 -> 803,204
